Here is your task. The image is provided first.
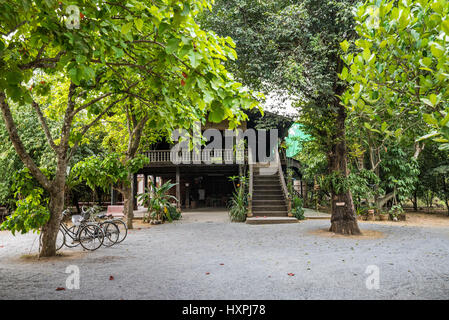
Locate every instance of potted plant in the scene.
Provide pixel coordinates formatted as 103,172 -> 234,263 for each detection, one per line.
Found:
356,207 -> 367,221
379,211 -> 389,221
138,180 -> 179,224
366,206 -> 376,221
389,204 -> 404,221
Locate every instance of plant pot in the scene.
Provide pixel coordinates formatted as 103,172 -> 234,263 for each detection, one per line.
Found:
379,214 -> 388,221
366,211 -> 375,221
398,213 -> 406,221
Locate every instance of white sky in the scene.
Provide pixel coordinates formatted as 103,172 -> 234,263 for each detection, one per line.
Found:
261,91 -> 298,119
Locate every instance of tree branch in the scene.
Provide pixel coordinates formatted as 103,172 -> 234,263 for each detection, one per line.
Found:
31,100 -> 58,153
67,96 -> 129,161
0,92 -> 52,191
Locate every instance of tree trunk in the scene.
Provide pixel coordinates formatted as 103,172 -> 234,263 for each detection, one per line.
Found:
39,189 -> 64,257
413,190 -> 418,211
122,172 -> 134,229
328,104 -> 361,235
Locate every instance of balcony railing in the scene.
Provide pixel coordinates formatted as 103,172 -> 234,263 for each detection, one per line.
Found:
143,149 -> 248,165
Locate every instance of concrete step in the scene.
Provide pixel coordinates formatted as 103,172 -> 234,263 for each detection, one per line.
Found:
250,210 -> 288,216
252,190 -> 283,196
253,179 -> 280,185
254,176 -> 279,180
252,199 -> 286,206
252,195 -> 284,201
253,185 -> 282,191
253,205 -> 287,212
246,217 -> 298,225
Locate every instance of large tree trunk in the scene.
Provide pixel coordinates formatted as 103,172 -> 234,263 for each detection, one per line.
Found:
39,190 -> 64,257
122,172 -> 134,229
328,104 -> 361,235
413,190 -> 418,211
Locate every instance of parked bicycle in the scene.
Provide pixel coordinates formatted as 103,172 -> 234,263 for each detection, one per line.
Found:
81,205 -> 128,244
71,206 -> 120,247
40,209 -> 104,251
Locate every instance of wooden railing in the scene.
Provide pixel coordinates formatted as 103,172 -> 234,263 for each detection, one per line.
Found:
143,149 -> 247,165
247,149 -> 254,217
276,149 -> 292,216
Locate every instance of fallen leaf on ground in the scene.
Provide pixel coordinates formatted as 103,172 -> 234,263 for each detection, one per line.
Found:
109,276 -> 114,280
219,263 -> 224,265
205,272 -> 210,275
287,273 -> 295,276
55,287 -> 65,291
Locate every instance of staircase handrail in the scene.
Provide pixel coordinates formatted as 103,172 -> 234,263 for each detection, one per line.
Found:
248,148 -> 253,217
276,149 -> 292,216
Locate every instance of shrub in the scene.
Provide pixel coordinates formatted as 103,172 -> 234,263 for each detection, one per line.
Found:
291,195 -> 305,220
228,175 -> 248,222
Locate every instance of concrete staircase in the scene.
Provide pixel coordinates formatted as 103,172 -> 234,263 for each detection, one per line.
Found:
246,165 -> 298,225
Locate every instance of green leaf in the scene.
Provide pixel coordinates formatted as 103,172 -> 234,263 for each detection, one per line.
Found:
166,38 -> 181,54
340,40 -> 350,52
423,113 -> 438,126
135,19 -> 143,32
442,20 -> 449,35
430,42 -> 444,58
208,104 -> 225,123
121,22 -> 133,35
416,131 -> 440,142
6,71 -> 23,85
339,67 -> 348,80
188,50 -> 202,68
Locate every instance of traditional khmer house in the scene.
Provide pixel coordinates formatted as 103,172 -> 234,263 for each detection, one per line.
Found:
111,110 -> 302,223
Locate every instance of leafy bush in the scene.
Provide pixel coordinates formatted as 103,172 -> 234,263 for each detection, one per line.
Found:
291,195 -> 305,220
389,204 -> 404,220
166,205 -> 182,222
0,168 -> 51,234
138,180 -> 179,223
228,175 -> 248,222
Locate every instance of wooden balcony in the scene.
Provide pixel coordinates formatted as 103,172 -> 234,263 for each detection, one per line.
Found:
142,149 -> 248,166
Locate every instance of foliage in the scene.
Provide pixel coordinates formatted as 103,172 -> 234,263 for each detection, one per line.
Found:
389,204 -> 404,220
138,180 -> 179,222
228,175 -> 248,222
291,195 -> 305,220
0,103 -> 56,207
319,171 -> 350,195
71,153 -> 149,192
341,0 -> 449,150
0,168 -> 50,234
347,169 -> 380,207
380,146 -> 420,202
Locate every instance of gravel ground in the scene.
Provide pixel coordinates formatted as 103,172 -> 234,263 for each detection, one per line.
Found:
1,210 -> 449,300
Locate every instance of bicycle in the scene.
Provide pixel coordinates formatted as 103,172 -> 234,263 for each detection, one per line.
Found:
80,206 -> 121,247
60,209 -> 105,251
82,205 -> 128,244
39,209 -> 104,251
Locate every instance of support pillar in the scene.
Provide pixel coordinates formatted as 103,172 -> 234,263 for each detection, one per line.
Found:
111,186 -> 117,205
144,173 -> 148,191
176,166 -> 181,209
133,173 -> 138,210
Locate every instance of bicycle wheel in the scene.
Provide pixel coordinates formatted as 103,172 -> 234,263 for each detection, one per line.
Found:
39,227 -> 65,252
112,219 -> 128,243
65,225 -> 81,247
101,221 -> 120,247
78,224 -> 104,251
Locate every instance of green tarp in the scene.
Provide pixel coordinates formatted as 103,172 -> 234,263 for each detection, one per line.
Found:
285,123 -> 311,158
